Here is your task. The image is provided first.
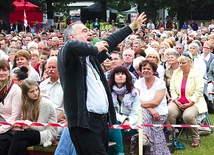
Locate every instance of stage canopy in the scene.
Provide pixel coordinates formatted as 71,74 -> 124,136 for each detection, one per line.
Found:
80,1 -> 117,24
10,0 -> 42,26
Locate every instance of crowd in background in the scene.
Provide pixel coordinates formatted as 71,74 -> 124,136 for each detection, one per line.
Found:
0,16 -> 214,155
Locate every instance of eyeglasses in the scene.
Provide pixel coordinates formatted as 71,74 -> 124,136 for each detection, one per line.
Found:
182,53 -> 192,59
203,46 -> 211,50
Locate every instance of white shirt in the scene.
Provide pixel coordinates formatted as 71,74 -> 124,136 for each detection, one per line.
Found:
201,53 -> 210,62
146,23 -> 155,30
39,78 -> 64,116
28,66 -> 41,82
134,77 -> 168,115
86,56 -> 108,114
193,56 -> 207,80
157,64 -> 165,80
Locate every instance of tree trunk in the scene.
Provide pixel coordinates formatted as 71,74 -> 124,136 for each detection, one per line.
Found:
177,0 -> 188,29
0,1 -> 11,33
137,1 -> 157,23
46,0 -> 54,27
100,0 -> 107,22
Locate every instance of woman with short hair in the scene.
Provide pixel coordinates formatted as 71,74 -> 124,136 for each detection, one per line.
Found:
167,53 -> 208,147
135,59 -> 170,155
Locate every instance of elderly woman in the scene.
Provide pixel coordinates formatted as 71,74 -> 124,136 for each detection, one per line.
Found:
145,48 -> 165,80
27,41 -> 38,51
167,53 -> 208,147
188,42 -> 206,79
164,50 -> 180,102
133,56 -> 146,78
189,42 -> 207,93
134,59 -> 170,155
150,41 -> 160,52
12,50 -> 40,82
206,42 -> 214,100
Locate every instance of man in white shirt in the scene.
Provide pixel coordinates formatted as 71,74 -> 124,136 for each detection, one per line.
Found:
39,56 -> 64,122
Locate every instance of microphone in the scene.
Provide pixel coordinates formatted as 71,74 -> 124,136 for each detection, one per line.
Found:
92,38 -> 112,60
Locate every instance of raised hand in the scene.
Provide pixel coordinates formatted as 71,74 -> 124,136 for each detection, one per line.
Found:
129,12 -> 147,30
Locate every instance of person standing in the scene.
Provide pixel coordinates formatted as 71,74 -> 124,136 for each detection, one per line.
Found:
190,20 -> 198,31
92,18 -> 100,30
57,12 -> 147,155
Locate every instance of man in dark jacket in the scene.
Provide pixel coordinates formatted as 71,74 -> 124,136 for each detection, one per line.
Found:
58,12 -> 146,155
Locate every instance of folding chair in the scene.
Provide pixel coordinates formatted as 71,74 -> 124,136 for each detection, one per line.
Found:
197,111 -> 212,134
176,111 -> 212,141
175,117 -> 191,142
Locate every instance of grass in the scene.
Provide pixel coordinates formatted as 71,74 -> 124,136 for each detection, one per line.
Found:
172,113 -> 214,155
124,114 -> 214,155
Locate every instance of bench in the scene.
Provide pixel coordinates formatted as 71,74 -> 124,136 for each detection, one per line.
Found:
27,145 -> 56,155
27,142 -> 116,155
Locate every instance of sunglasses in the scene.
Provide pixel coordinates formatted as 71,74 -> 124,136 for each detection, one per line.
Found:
182,53 -> 192,60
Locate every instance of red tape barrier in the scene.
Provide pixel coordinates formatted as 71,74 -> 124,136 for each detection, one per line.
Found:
0,121 -> 212,129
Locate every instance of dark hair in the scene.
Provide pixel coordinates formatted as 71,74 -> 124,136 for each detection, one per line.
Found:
14,66 -> 28,81
182,53 -> 192,60
41,32 -> 47,35
139,59 -> 158,72
108,66 -> 133,93
41,60 -> 47,77
0,60 -> 10,71
33,36 -> 41,42
41,51 -> 50,58
110,51 -> 123,59
135,49 -> 146,57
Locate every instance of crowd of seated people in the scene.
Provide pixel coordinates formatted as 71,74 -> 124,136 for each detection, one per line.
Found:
0,17 -> 214,155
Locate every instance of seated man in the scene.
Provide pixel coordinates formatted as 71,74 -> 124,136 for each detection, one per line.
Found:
39,56 -> 64,122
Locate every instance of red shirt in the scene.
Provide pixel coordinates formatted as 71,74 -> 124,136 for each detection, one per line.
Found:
178,78 -> 189,104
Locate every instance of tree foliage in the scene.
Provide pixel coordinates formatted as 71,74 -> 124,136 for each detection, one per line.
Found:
109,0 -> 214,28
2,0 -> 214,30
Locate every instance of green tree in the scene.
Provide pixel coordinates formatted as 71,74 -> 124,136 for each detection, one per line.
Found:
110,0 -> 214,28
32,0 -> 75,26
0,0 -> 14,30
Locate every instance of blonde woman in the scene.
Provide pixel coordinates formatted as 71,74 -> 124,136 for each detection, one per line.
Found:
159,41 -> 170,69
145,48 -> 165,80
167,53 -> 207,147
